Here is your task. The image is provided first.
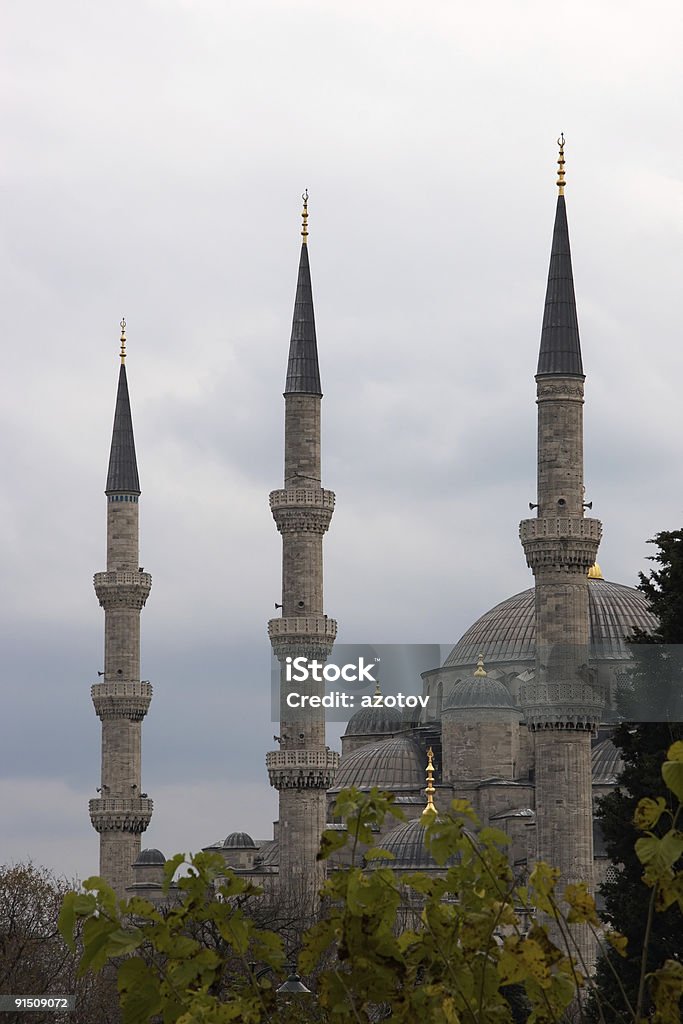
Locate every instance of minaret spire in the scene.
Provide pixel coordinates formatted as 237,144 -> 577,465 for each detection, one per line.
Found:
519,139 -> 603,964
536,135 -> 583,378
284,191 -> 322,397
267,196 -> 338,911
106,320 -> 140,496
90,322 -> 153,897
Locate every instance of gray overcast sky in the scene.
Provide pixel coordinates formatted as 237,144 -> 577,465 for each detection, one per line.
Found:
1,0 -> 682,880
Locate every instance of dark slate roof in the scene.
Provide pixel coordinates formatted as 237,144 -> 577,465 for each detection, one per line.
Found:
223,831 -> 257,849
329,737 -> 424,793
537,195 -> 584,377
443,674 -> 521,714
591,737 -> 624,785
106,364 -> 140,494
134,848 -> 165,865
444,579 -> 658,668
284,244 -> 322,396
344,704 -> 403,737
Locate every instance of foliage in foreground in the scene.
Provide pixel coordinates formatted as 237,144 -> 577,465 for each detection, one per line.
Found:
592,529 -> 683,1021
59,745 -> 683,1024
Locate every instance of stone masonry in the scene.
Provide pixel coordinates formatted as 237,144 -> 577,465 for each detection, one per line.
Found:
266,202 -> 339,909
519,144 -> 603,964
89,327 -> 153,897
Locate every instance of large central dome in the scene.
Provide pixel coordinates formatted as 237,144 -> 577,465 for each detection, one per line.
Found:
445,578 -> 656,669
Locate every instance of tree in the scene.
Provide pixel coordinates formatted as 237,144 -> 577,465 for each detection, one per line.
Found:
0,861 -> 119,1024
59,762 -> 683,1024
591,529 -> 683,1022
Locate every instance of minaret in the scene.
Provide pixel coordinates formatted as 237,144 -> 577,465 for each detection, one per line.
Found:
519,139 -> 603,961
266,194 -> 339,909
89,320 -> 153,897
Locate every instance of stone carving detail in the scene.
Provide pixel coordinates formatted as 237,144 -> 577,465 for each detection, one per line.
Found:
270,489 -> 335,535
519,517 -> 601,572
268,616 -> 337,660
91,681 -> 153,721
266,749 -> 339,790
536,380 -> 585,401
93,571 -> 152,610
89,797 -> 153,834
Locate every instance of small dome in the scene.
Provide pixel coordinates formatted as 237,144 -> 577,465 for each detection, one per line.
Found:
223,832 -> 257,849
592,737 -> 623,785
344,704 -> 403,737
330,737 -> 424,792
375,816 -> 471,870
444,659 -> 520,712
134,848 -> 165,865
378,817 -> 433,869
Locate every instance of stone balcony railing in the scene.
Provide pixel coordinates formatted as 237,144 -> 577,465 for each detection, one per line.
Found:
266,749 -> 340,790
268,616 -> 337,659
93,571 -> 152,610
91,681 -> 153,721
269,489 -> 335,535
269,488 -> 335,510
519,517 -> 602,573
89,797 -> 153,834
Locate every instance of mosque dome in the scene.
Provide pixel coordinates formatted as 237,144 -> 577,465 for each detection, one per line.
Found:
377,817 -> 433,869
254,838 -> 279,867
223,832 -> 257,849
444,657 -> 520,712
344,704 -> 403,737
445,578 -> 657,668
592,737 -> 624,785
134,848 -> 165,865
330,737 -> 424,792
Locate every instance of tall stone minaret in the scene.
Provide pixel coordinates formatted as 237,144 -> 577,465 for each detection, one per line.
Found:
89,321 -> 153,897
519,139 -> 603,961
266,194 -> 339,909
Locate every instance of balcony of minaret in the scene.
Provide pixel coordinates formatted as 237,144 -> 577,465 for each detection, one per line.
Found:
268,615 -> 337,660
91,680 -> 153,721
269,488 -> 335,535
89,797 -> 153,834
93,571 -> 152,609
519,517 -> 601,573
266,749 -> 340,790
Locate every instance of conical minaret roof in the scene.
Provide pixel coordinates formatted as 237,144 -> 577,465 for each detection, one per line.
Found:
284,191 -> 322,396
105,320 -> 140,494
536,136 -> 583,378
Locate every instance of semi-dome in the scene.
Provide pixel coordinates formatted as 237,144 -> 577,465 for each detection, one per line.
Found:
344,704 -> 403,737
592,737 -> 624,785
134,848 -> 165,865
445,578 -> 657,668
330,737 -> 424,792
223,832 -> 257,849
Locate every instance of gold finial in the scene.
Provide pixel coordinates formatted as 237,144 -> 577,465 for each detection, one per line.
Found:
588,562 -> 604,580
422,746 -> 437,819
119,318 -> 127,363
557,133 -> 566,196
301,189 -> 309,245
474,652 -> 487,678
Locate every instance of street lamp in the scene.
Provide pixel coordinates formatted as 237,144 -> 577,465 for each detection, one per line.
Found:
276,964 -> 312,995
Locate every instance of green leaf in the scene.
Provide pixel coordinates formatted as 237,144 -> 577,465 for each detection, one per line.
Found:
117,957 -> 162,1024
58,891 -> 77,951
662,758 -> 683,802
317,828 -> 349,860
633,796 -> 668,830
105,927 -> 143,956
